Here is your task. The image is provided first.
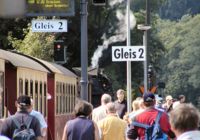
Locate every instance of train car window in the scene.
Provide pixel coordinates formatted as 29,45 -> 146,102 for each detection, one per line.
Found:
35,81 -> 38,110
40,82 -> 43,113
44,83 -> 47,117
0,72 -> 4,118
71,85 -> 74,111
63,83 -> 66,113
65,84 -> 68,113
71,85 -> 74,112
25,79 -> 29,95
30,80 -> 33,98
74,85 -> 76,107
70,84 -> 72,112
60,83 -> 63,114
56,82 -> 59,114
19,79 -> 23,96
69,84 -> 71,113
68,84 -> 70,113
66,83 -> 69,113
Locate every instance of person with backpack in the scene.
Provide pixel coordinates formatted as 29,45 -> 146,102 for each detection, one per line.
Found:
0,95 -> 43,140
126,92 -> 175,140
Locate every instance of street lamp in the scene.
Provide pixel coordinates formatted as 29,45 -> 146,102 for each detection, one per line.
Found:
137,24 -> 151,93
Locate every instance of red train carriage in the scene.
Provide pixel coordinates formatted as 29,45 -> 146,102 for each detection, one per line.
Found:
0,49 -> 49,115
33,59 -> 78,140
0,49 -> 78,140
0,49 -> 49,133
0,49 -> 113,140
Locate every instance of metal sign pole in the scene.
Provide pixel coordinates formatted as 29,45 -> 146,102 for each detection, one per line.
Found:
80,0 -> 88,101
143,31 -> 148,93
137,25 -> 151,93
126,0 -> 132,113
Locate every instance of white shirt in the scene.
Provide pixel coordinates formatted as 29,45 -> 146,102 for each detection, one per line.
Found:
173,101 -> 180,109
92,105 -> 107,123
177,130 -> 200,140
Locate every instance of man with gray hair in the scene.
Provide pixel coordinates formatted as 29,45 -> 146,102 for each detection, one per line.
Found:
97,102 -> 127,140
92,93 -> 112,123
169,103 -> 200,140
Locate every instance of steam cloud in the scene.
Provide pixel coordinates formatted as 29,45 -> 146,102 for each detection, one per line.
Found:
91,1 -> 136,68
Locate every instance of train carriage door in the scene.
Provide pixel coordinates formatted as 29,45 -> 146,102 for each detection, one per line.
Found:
0,72 -> 4,118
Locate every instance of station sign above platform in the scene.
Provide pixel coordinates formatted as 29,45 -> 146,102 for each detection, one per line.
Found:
112,46 -> 146,61
32,20 -> 68,32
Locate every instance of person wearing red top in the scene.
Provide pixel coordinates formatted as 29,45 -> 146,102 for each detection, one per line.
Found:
127,92 -> 175,140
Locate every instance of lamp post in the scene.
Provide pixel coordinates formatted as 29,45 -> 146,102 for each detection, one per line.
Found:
137,24 -> 151,93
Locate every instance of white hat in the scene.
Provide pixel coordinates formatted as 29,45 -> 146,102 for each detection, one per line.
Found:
155,94 -> 163,101
166,95 -> 173,101
0,136 -> 10,140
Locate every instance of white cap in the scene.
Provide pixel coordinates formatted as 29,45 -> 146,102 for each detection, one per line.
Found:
0,136 -> 10,140
166,95 -> 173,101
155,94 -> 163,101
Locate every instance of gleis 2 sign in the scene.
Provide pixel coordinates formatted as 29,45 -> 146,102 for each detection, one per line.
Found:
112,46 -> 146,61
32,20 -> 67,32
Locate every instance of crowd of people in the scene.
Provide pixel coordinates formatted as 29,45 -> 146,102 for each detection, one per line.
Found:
0,90 -> 200,140
60,89 -> 200,140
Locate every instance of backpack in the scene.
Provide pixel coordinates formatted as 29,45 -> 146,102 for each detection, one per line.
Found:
12,116 -> 36,140
132,111 -> 168,140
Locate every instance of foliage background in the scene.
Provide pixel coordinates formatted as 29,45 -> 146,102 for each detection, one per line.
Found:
0,0 -> 200,104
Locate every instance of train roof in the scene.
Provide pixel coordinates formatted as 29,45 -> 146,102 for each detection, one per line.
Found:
0,49 -> 49,73
7,50 -> 77,78
35,59 -> 77,78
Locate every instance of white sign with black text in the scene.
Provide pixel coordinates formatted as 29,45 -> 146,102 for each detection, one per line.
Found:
112,46 -> 146,61
32,20 -> 67,32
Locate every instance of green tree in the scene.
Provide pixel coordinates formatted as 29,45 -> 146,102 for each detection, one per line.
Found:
2,0 -> 165,95
155,15 -> 200,104
8,19 -> 55,61
160,0 -> 200,20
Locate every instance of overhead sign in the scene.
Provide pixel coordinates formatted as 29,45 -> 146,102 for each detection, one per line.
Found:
32,20 -> 67,32
0,0 -> 25,17
26,0 -> 75,16
112,46 -> 146,61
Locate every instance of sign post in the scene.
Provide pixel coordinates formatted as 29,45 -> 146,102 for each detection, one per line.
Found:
112,45 -> 146,113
